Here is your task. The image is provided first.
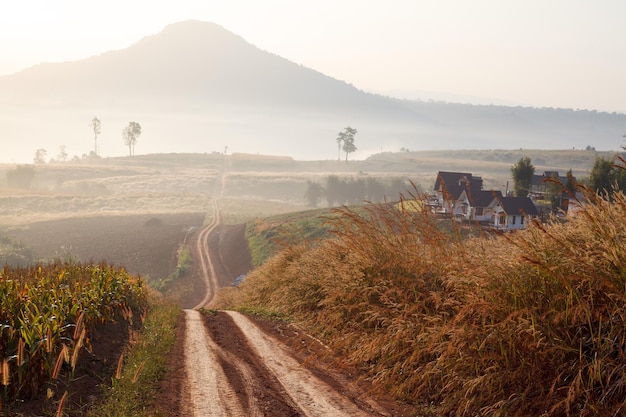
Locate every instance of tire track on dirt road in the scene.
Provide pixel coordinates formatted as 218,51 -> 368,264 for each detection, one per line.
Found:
183,309 -> 246,416
183,194 -> 387,416
192,198 -> 220,310
226,310 -> 373,417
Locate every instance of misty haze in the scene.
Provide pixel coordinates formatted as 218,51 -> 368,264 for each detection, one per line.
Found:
3,10 -> 626,416
1,20 -> 625,163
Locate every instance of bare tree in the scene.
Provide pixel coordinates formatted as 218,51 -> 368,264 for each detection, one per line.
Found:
122,121 -> 142,156
90,116 -> 101,156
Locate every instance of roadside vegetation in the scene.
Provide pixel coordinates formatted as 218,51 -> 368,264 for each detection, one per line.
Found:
225,180 -> 626,416
245,207 -> 333,267
153,243 -> 193,291
0,261 -> 167,416
88,298 -> 179,417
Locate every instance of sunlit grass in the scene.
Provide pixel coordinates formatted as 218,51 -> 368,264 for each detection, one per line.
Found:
227,183 -> 626,416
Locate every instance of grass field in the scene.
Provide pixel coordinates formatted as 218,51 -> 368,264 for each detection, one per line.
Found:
0,150 -> 621,416
0,149 -> 607,227
225,182 -> 626,416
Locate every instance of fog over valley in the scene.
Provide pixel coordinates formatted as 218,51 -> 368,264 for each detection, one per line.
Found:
3,5 -> 626,416
1,20 -> 625,163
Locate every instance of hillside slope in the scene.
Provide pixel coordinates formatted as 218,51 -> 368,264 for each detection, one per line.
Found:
1,20 -> 624,162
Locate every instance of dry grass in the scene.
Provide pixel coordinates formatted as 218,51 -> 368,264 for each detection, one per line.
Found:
0,150 -> 602,229
228,182 -> 626,416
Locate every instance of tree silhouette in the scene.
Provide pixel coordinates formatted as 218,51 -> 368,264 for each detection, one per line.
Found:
336,132 -> 344,162
122,121 -> 142,156
326,175 -> 341,207
57,145 -> 68,162
589,156 -> 626,199
511,157 -> 535,197
90,116 -> 101,156
304,181 -> 324,207
336,126 -> 357,162
33,148 -> 47,164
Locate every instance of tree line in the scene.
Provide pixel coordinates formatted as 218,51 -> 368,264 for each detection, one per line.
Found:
31,117 -> 142,164
511,151 -> 626,207
305,175 -> 412,207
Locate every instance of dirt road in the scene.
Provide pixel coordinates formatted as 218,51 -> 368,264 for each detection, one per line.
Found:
192,198 -> 221,310
181,199 -> 391,416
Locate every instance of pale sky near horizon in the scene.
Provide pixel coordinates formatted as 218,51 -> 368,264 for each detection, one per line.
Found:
1,0 -> 625,112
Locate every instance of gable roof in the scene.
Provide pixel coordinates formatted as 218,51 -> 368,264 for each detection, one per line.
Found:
471,190 -> 503,207
497,197 -> 539,216
434,171 -> 483,199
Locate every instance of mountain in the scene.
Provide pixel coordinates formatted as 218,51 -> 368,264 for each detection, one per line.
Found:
1,20 -> 625,162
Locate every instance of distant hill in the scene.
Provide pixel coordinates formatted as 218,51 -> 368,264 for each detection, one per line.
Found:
0,20 -> 624,162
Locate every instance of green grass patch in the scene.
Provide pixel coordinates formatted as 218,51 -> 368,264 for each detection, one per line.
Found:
87,296 -> 179,417
153,244 -> 192,292
245,207 -> 334,267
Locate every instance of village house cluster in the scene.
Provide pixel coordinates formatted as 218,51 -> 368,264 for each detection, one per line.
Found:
430,171 -> 578,231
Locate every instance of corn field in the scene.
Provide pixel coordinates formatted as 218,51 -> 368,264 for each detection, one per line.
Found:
0,261 -> 147,412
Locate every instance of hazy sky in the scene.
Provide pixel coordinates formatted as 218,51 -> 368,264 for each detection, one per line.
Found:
1,0 -> 625,112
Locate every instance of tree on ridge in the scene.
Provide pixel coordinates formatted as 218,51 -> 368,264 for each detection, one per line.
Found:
122,121 -> 142,156
336,126 -> 357,162
90,116 -> 101,157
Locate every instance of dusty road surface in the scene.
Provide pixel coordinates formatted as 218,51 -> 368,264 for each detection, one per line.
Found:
174,199 -> 402,416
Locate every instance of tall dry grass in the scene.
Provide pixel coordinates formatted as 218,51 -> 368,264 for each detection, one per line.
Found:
230,184 -> 626,416
443,190 -> 626,417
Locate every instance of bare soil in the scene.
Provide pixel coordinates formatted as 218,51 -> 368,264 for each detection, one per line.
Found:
3,212 -> 205,284
3,212 -> 415,416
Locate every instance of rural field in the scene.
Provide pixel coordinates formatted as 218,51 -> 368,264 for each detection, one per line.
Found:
0,149 -> 617,415
0,149 -> 603,284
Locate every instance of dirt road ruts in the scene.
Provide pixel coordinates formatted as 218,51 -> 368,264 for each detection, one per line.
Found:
182,198 -> 388,416
192,198 -> 221,310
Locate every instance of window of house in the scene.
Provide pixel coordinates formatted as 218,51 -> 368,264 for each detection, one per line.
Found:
475,207 -> 483,216
521,216 -> 525,225
511,215 -> 516,224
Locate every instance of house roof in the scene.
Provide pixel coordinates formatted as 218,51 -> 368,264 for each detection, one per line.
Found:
434,171 -> 483,199
532,171 -> 575,187
497,197 -> 539,216
470,190 -> 503,207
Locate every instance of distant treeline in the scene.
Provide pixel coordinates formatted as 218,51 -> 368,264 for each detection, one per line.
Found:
305,175 -> 414,207
5,165 -> 35,189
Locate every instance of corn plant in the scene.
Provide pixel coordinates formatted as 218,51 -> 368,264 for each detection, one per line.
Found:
0,261 -> 147,411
